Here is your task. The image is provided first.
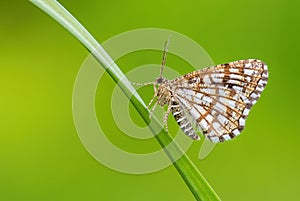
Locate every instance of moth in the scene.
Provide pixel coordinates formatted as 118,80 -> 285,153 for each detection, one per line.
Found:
135,40 -> 268,142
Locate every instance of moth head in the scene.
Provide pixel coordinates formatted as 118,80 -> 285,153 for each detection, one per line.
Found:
155,77 -> 167,85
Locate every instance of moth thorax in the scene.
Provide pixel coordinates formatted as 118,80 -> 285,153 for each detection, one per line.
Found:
157,86 -> 172,106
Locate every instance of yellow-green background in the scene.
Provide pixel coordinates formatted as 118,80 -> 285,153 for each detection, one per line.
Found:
1,0 -> 299,200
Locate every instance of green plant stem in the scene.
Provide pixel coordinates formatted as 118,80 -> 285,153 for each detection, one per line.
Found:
29,0 -> 221,200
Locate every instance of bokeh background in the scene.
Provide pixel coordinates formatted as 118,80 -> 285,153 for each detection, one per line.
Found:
1,0 -> 299,200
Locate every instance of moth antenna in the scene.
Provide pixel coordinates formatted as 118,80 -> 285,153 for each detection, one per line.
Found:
160,36 -> 171,78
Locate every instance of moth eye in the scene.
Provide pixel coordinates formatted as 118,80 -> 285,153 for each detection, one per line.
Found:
156,77 -> 163,84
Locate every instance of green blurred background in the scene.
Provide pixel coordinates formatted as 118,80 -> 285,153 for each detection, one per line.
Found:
1,0 -> 299,200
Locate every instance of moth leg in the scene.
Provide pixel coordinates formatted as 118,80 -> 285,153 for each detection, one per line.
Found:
148,91 -> 165,120
147,93 -> 156,109
146,83 -> 158,110
131,81 -> 154,86
148,98 -> 159,120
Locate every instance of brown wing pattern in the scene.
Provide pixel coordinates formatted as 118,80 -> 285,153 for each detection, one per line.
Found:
171,59 -> 268,142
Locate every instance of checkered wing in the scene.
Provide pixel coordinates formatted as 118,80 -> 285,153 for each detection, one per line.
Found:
171,59 -> 268,142
170,98 -> 200,140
